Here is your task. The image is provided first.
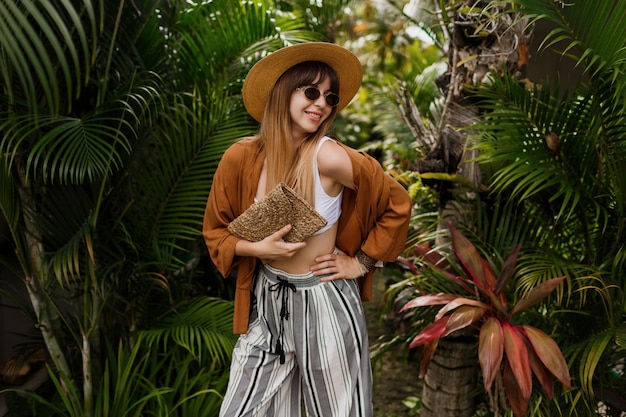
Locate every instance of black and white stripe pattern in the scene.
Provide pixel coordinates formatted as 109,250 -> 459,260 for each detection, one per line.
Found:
219,265 -> 372,417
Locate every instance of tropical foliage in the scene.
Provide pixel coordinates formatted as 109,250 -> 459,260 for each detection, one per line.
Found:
0,0 -> 360,414
399,223 -> 571,417
3,297 -> 235,417
382,0 -> 626,415
2,0 -> 625,416
467,0 -> 626,414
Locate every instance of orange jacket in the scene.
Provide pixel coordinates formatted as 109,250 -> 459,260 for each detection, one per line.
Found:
203,138 -> 412,333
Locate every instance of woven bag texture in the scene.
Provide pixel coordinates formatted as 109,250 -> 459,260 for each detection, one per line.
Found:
227,183 -> 327,242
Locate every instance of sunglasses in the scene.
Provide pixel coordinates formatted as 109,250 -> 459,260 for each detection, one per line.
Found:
295,86 -> 340,107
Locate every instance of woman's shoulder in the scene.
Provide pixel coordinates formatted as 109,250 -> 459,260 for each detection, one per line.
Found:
318,136 -> 373,168
316,137 -> 354,187
318,137 -> 348,163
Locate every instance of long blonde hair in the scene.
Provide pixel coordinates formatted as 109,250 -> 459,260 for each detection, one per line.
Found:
250,61 -> 340,204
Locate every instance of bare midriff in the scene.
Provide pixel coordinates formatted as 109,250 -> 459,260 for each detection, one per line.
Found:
267,222 -> 338,274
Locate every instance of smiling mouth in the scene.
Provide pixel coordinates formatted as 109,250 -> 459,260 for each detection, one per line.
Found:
305,111 -> 322,120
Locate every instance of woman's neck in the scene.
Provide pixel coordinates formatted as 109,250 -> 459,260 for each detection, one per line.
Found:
292,135 -> 306,150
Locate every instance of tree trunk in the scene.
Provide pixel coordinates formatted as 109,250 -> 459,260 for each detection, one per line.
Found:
420,331 -> 478,417
16,167 -> 71,379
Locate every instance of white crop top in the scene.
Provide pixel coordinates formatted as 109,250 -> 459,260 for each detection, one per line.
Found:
312,136 -> 343,235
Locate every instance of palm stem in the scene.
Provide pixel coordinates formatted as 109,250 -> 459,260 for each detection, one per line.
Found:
16,163 -> 71,379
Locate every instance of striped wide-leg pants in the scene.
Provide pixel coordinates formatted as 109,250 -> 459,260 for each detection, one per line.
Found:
219,264 -> 372,417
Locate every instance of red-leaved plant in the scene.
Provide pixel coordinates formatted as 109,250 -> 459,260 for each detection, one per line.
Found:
399,223 -> 571,417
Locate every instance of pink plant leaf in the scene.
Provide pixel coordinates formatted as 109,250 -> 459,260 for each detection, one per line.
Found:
479,317 -> 504,392
503,323 -> 532,399
409,316 -> 451,348
478,285 -> 508,315
435,297 -> 491,320
405,247 -> 475,294
414,244 -> 450,270
448,273 -> 476,294
400,293 -> 460,313
415,243 -> 476,294
511,276 -> 566,316
396,256 -> 421,274
495,244 -> 521,295
419,338 -> 439,378
522,325 -> 571,390
482,257 -> 498,292
426,262 -> 477,292
449,223 -> 487,289
526,341 -> 555,400
442,305 -> 486,337
504,361 -> 530,417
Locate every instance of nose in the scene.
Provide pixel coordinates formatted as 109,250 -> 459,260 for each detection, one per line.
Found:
314,94 -> 327,107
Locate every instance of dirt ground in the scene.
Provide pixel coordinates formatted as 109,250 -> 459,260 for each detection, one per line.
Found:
366,270 -> 423,417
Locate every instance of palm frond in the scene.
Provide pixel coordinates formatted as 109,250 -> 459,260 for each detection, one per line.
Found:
173,0 -> 314,93
279,0 -> 358,36
515,252 -> 592,303
594,79 -> 626,221
0,0 -> 99,115
117,92 -> 254,267
577,329 -> 615,397
1,72 -> 165,185
511,0 -> 626,80
32,183 -> 97,284
472,73 -> 623,236
1,112 -> 127,185
616,324 -> 626,351
137,297 -> 237,367
146,354 -> 227,417
460,193 -> 540,256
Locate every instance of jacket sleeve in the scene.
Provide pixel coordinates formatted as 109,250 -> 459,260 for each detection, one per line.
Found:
362,166 -> 412,262
339,143 -> 412,262
202,145 -> 245,279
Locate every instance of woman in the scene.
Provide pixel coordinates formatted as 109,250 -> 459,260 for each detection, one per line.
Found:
203,42 -> 412,417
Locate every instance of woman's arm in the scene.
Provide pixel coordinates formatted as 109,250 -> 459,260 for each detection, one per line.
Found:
316,139 -> 355,191
235,224 -> 306,260
204,142 -> 308,276
311,140 -> 412,280
311,140 -> 378,280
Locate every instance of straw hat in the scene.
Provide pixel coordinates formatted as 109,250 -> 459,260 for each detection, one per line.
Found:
242,42 -> 363,122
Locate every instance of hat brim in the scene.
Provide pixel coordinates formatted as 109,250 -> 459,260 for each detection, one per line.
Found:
242,42 -> 363,122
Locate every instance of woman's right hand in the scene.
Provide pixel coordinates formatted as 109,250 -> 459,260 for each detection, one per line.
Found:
234,224 -> 306,261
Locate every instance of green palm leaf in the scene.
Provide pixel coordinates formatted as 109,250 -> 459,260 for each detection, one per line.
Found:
116,91 -> 254,269
137,297 -> 236,367
173,0 -> 316,90
35,183 -> 97,283
577,329 -> 614,396
0,0 -> 98,115
1,76 -> 165,187
281,0 -> 358,35
512,0 -> 626,79
472,74 -> 625,256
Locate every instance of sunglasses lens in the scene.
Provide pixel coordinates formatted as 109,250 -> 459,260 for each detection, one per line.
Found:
303,87 -> 321,101
325,93 -> 340,107
299,87 -> 340,107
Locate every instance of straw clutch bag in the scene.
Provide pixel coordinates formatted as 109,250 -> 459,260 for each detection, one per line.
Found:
228,183 -> 327,243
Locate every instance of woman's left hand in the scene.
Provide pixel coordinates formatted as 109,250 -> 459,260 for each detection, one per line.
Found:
310,248 -> 363,281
